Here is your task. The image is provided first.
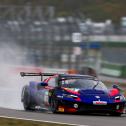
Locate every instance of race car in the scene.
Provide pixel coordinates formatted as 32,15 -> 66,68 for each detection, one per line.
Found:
20,72 -> 126,116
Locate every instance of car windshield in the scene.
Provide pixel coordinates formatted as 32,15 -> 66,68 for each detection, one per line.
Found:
61,79 -> 108,91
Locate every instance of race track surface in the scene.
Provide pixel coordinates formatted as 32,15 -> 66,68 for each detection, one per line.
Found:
0,108 -> 126,126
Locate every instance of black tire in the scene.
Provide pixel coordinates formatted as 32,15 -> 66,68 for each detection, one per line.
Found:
50,97 -> 59,113
109,112 -> 122,116
22,86 -> 32,111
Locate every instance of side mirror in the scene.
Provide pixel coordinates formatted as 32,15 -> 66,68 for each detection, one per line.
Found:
112,84 -> 121,91
112,84 -> 119,88
112,84 -> 125,95
39,82 -> 48,86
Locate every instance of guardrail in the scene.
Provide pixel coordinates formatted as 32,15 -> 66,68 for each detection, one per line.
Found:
83,35 -> 126,42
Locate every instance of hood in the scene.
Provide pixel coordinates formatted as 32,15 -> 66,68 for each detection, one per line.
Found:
79,89 -> 110,104
79,89 -> 106,95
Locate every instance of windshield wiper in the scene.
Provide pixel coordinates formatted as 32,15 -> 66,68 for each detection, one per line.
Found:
92,80 -> 100,89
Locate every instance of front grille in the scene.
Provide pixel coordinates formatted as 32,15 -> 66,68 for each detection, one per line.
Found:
78,102 -> 125,112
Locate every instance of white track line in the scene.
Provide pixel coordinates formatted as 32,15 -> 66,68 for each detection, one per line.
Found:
0,115 -> 89,126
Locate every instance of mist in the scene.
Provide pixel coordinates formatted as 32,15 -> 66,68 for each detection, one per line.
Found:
0,43 -> 38,110
0,42 -> 67,110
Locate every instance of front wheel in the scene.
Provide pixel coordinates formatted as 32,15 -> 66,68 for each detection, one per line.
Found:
109,112 -> 122,116
50,97 -> 59,113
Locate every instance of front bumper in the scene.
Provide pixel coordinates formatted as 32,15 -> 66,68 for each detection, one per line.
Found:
58,99 -> 125,113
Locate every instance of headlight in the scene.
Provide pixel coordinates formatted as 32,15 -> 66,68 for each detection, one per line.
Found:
63,94 -> 78,99
115,95 -> 125,101
62,94 -> 81,101
120,95 -> 125,101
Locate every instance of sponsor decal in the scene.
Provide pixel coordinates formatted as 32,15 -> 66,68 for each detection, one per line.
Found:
95,96 -> 100,99
93,100 -> 107,105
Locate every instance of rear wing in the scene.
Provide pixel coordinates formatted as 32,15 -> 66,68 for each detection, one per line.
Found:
20,72 -> 58,81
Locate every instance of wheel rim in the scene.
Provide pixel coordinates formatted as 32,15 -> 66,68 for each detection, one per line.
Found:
50,98 -> 58,113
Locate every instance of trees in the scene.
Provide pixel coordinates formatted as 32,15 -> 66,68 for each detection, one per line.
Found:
0,0 -> 125,23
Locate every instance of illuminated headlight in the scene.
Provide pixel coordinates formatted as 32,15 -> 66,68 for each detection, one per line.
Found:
63,94 -> 78,99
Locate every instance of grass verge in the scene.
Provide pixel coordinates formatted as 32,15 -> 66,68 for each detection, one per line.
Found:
0,117 -> 71,126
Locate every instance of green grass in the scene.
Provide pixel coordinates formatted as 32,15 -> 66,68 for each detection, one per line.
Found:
0,117 -> 70,126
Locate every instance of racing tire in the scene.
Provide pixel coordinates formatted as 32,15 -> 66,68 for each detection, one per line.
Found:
22,86 -> 32,111
50,97 -> 59,113
109,112 -> 122,116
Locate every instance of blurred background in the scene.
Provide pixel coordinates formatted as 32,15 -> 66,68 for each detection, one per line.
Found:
1,0 -> 126,82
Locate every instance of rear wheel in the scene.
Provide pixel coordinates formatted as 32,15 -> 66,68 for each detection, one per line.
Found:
22,86 -> 32,111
